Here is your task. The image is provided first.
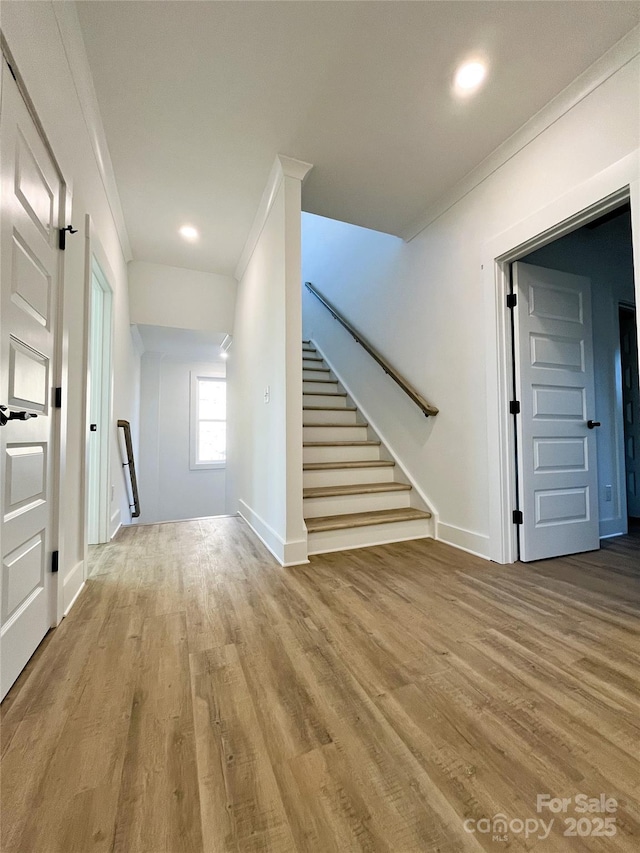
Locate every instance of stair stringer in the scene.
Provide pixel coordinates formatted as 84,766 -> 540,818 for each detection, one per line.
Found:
308,339 -> 438,538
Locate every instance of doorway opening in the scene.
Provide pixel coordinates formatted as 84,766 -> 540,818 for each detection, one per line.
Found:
510,202 -> 637,561
87,258 -> 113,545
619,304 -> 640,527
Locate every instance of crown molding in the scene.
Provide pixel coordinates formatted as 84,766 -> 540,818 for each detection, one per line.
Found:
402,25 -> 640,243
234,154 -> 313,281
52,1 -> 133,261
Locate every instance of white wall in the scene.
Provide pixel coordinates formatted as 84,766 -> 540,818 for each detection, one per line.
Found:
137,355 -> 227,523
1,3 -> 141,615
228,157 -> 310,565
129,261 -> 236,333
303,49 -> 640,559
524,214 -> 635,537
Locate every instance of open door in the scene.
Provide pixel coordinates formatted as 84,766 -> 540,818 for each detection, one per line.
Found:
513,262 -> 600,561
0,62 -> 62,698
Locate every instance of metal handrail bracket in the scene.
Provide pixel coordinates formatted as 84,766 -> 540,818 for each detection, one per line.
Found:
304,282 -> 438,417
117,419 -> 141,518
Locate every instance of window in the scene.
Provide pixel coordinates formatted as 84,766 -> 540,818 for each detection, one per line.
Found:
190,373 -> 226,469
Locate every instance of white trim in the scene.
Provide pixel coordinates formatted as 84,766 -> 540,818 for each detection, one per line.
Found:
51,2 -> 133,260
483,155 -> 640,564
435,522 -> 490,561
63,562 -> 85,615
127,513 -> 238,528
234,154 -> 312,281
238,500 -> 309,566
403,26 -> 640,242
307,530 -> 431,557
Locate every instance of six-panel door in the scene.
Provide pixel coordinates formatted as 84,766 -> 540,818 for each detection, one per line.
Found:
1,66 -> 61,700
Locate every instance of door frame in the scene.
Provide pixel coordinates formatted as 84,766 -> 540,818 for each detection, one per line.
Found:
482,153 -> 640,564
1,39 -> 72,629
87,256 -> 114,545
81,219 -> 116,566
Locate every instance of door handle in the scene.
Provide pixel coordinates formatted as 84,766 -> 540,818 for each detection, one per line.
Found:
0,406 -> 37,426
587,420 -> 601,429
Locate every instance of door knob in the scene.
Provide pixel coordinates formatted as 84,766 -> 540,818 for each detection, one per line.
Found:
0,406 -> 37,426
587,420 -> 601,429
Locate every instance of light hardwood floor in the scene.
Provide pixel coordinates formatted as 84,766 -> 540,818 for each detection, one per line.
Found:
2,518 -> 639,852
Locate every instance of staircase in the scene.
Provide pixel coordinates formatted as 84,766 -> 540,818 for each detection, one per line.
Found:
302,340 -> 432,555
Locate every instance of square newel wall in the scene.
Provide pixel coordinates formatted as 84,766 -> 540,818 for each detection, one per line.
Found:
228,155 -> 312,565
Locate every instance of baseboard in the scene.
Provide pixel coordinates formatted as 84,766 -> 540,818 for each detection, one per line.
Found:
599,517 -> 627,538
436,521 -> 490,560
238,500 -> 309,566
63,560 -> 85,615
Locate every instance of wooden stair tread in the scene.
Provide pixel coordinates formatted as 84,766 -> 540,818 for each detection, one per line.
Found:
303,391 -> 347,397
303,405 -> 357,411
302,356 -> 324,362
304,460 -> 395,470
303,366 -> 330,373
304,440 -> 380,447
304,482 -> 411,499
302,378 -> 338,384
306,507 -> 431,533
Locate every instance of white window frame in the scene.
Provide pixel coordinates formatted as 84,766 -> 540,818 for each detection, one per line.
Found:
190,372 -> 226,470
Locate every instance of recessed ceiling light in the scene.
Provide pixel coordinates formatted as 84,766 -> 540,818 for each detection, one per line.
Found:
220,351 -> 229,360
454,60 -> 487,96
179,224 -> 199,241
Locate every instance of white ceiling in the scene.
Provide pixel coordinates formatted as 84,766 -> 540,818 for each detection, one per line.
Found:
77,1 -> 640,277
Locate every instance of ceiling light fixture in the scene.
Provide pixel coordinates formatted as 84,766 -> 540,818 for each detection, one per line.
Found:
454,60 -> 487,96
179,224 -> 199,241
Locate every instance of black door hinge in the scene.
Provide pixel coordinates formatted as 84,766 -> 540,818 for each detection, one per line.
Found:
510,400 -> 521,415
54,387 -> 62,409
51,550 -> 59,573
58,225 -> 78,251
506,293 -> 517,309
513,510 -> 523,525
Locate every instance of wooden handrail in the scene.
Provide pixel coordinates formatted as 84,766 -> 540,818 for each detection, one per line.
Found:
304,282 -> 439,417
117,420 -> 140,518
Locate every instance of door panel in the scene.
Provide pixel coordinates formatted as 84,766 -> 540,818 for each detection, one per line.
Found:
1,62 -> 61,700
514,262 -> 599,562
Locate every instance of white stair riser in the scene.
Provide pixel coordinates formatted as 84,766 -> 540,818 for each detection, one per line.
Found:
303,380 -> 339,394
303,393 -> 347,407
304,489 -> 411,518
303,409 -> 358,425
303,444 -> 380,463
302,347 -> 316,353
303,425 -> 368,442
303,466 -> 396,488
303,369 -> 332,381
307,518 -> 433,555
302,359 -> 324,369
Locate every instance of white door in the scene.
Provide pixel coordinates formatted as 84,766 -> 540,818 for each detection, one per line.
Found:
1,62 -> 62,699
87,264 -> 112,544
513,262 -> 599,562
